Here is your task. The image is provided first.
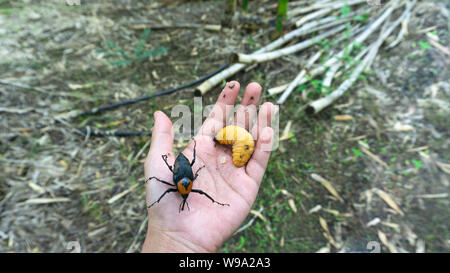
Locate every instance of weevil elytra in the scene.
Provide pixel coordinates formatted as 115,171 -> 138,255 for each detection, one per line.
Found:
146,140 -> 229,212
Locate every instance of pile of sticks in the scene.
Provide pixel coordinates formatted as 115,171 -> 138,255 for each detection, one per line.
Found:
196,0 -> 417,114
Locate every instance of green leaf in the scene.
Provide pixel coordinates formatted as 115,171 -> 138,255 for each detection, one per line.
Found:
353,13 -> 369,23
412,159 -> 423,169
418,40 -> 431,51
237,236 -> 245,249
135,28 -> 151,56
296,84 -> 307,92
352,147 -> 362,157
340,6 -> 351,16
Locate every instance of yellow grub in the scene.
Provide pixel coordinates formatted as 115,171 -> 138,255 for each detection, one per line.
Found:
215,125 -> 255,167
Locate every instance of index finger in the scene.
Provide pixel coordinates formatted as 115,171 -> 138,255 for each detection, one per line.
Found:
198,81 -> 241,137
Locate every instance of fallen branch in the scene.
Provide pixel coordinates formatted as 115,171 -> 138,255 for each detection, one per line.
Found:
268,83 -> 289,95
387,12 -> 412,49
428,39 -> 450,56
195,13 -> 356,95
318,0 -> 399,71
275,0 -> 399,99
318,44 -> 371,96
294,8 -> 334,28
288,0 -> 367,17
277,52 -> 322,104
232,25 -> 346,64
305,0 -> 416,114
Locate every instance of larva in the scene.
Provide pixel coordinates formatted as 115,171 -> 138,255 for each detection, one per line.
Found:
215,125 -> 255,167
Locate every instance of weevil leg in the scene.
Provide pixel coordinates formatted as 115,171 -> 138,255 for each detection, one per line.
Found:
145,176 -> 175,187
179,199 -> 186,213
191,189 -> 230,207
179,199 -> 191,213
148,188 -> 177,208
190,139 -> 197,167
161,154 -> 174,173
193,165 -> 205,180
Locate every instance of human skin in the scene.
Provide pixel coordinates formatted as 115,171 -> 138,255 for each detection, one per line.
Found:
142,81 -> 275,252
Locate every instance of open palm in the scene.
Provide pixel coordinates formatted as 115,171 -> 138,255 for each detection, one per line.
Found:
142,81 -> 275,252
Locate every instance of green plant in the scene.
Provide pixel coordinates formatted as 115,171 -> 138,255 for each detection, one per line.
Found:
418,40 -> 432,52
353,13 -> 369,23
352,147 -> 362,158
242,0 -> 249,12
412,159 -> 423,169
340,5 -> 351,16
100,28 -> 169,67
237,236 -> 245,249
276,0 -> 289,33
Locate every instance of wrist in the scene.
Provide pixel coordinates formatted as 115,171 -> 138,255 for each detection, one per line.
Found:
141,221 -> 214,253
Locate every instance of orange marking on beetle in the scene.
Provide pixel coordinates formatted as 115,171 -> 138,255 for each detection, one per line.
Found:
215,125 -> 255,167
177,179 -> 193,195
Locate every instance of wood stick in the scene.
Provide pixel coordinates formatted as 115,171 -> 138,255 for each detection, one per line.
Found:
320,45 -> 370,95
277,52 -> 322,104
319,0 -> 398,70
288,0 -> 367,17
195,15 -> 351,95
290,7 -> 366,27
269,24 -> 365,96
295,8 -> 334,27
386,13 -> 411,49
131,23 -> 221,32
305,0 -> 416,114
232,25 -> 346,64
288,0 -> 398,93
268,83 -> 289,95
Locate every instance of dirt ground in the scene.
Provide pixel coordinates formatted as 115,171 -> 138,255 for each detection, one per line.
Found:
0,0 -> 449,253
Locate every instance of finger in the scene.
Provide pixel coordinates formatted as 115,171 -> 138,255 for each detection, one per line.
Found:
251,102 -> 276,140
234,82 -> 261,131
199,81 -> 240,137
246,127 -> 274,183
146,111 -> 174,162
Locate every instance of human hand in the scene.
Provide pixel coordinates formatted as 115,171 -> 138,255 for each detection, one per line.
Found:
142,81 -> 276,252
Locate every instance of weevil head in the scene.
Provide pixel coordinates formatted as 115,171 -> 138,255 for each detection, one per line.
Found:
177,177 -> 192,195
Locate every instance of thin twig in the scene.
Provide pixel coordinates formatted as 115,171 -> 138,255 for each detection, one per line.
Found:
131,23 -> 221,32
288,0 -> 367,17
0,80 -> 50,95
126,216 -> 148,253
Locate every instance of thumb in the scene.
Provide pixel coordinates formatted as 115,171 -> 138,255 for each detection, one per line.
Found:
147,111 -> 174,159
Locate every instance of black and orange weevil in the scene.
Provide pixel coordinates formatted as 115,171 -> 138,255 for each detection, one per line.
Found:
146,140 -> 229,212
